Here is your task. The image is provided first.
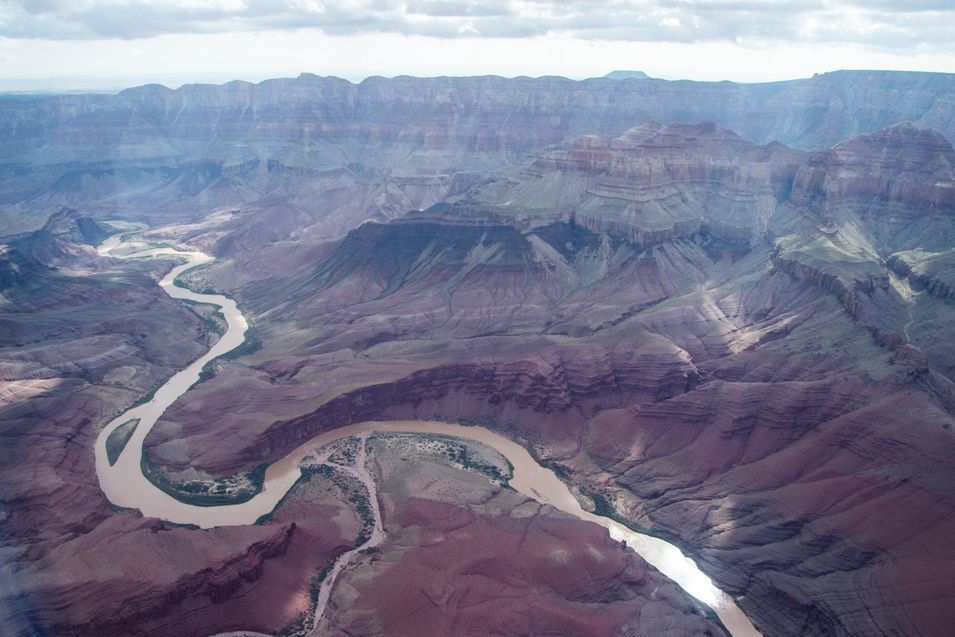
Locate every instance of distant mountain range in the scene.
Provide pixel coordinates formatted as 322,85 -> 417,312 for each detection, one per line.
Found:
3,69 -> 954,237
2,70 -> 955,637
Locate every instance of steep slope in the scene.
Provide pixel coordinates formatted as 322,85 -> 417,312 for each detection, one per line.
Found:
137,123 -> 955,636
9,207 -> 113,268
2,70 -> 955,238
5,71 -> 954,161
4,69 -> 955,636
0,234 -> 366,637
325,433 -> 726,636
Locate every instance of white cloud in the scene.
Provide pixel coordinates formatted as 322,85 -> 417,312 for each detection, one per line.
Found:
1,1 -> 953,90
0,0 -> 953,52
3,28 -> 955,92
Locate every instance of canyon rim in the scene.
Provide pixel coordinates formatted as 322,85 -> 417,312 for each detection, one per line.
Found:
2,26 -> 955,637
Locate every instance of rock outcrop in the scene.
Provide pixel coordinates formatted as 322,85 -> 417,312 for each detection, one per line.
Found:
324,433 -> 726,636
4,76 -> 955,637
0,234 -> 358,637
790,123 -> 955,230
3,70 -> 955,238
8,207 -> 113,268
137,123 -> 955,636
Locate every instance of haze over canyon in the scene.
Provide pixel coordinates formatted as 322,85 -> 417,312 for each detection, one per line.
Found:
1,69 -> 955,637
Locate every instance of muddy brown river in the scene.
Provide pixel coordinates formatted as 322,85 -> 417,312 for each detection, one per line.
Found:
94,235 -> 761,637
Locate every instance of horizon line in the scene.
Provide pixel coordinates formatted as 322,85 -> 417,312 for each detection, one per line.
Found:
5,67 -> 954,96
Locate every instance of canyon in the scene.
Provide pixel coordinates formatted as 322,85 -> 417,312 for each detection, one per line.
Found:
1,71 -> 955,636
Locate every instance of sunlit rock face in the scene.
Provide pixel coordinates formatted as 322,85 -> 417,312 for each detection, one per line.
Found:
323,435 -> 727,637
2,69 -> 954,237
127,122 -> 955,635
2,71 -> 955,637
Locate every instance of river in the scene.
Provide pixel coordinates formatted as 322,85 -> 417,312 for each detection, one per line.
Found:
93,233 -> 761,637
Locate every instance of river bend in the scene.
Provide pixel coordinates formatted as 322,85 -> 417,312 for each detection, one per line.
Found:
94,235 -> 760,637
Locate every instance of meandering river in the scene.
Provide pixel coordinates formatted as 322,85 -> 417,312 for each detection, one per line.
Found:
94,234 -> 761,637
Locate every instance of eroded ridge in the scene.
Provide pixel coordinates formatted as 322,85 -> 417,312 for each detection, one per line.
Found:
94,235 -> 759,637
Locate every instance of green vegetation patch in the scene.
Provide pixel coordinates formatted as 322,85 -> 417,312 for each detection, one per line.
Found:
548,463 -> 688,546
128,381 -> 163,410
277,560 -> 338,637
443,440 -> 512,482
105,418 -> 140,466
221,324 -> 262,360
173,263 -> 216,294
254,464 -> 334,525
141,457 -> 267,507
180,299 -> 227,338
191,323 -> 261,389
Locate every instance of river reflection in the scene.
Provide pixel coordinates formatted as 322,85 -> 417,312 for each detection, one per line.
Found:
94,237 -> 760,637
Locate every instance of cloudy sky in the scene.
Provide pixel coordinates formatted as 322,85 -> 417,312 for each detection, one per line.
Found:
2,0 -> 954,91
